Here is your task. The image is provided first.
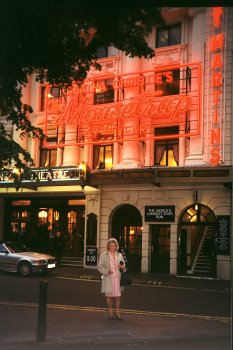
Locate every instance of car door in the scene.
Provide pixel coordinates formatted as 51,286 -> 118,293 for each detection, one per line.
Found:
0,243 -> 16,272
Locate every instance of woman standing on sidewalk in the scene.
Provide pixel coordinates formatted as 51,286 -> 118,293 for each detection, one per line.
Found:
98,238 -> 125,320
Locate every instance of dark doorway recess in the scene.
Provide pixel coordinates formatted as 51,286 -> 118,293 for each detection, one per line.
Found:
112,204 -> 142,272
151,225 -> 170,273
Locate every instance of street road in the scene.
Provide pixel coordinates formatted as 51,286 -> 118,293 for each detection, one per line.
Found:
0,271 -> 230,318
0,271 -> 231,350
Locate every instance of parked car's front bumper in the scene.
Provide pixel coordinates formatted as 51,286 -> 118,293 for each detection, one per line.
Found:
31,261 -> 56,273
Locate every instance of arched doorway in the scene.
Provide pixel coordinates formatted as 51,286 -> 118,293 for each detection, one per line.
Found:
178,204 -> 217,278
111,204 -> 142,272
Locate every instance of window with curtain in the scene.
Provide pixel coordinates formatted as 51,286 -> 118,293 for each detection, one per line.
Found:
93,144 -> 113,170
154,127 -> 179,166
156,23 -> 181,48
40,137 -> 58,167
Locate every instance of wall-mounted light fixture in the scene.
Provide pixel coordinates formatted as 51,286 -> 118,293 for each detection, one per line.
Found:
12,167 -> 23,191
78,161 -> 87,189
38,210 -> 48,218
193,190 -> 199,211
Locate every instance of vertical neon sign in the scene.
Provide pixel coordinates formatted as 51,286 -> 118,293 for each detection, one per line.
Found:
209,7 -> 224,165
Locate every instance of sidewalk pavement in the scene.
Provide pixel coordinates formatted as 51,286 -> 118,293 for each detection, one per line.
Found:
56,266 -> 231,292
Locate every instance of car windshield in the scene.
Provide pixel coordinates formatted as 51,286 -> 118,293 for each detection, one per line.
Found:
5,242 -> 31,253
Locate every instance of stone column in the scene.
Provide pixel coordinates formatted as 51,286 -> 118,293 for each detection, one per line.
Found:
170,223 -> 178,275
115,57 -> 142,169
141,223 -> 150,273
185,8 -> 206,165
63,125 -> 79,165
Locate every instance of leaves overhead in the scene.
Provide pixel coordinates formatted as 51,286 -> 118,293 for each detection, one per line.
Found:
0,0 -> 163,169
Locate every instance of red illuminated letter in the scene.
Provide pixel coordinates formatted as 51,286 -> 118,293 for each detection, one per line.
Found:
165,71 -> 173,83
211,128 -> 220,145
210,147 -> 220,165
211,33 -> 224,52
155,73 -> 163,85
212,72 -> 222,88
212,54 -> 222,70
212,7 -> 223,28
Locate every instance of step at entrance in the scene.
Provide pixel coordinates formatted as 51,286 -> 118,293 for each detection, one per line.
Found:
193,226 -> 214,277
60,256 -> 83,267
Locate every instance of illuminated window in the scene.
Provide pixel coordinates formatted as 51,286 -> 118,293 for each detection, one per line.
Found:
94,79 -> 114,105
68,211 -> 77,235
40,137 -> 58,167
155,127 -> 179,166
10,210 -> 30,235
156,24 -> 181,48
40,86 -> 67,112
155,69 -> 180,96
93,144 -> 113,170
49,87 -> 61,99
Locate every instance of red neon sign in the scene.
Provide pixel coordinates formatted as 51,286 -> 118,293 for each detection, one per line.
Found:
44,63 -> 201,147
209,7 -> 224,166
54,92 -> 192,126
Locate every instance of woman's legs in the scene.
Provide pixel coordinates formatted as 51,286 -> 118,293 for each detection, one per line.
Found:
106,297 -> 113,318
115,297 -> 121,318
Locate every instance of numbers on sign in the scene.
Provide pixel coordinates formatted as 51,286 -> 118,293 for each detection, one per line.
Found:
86,255 -> 96,262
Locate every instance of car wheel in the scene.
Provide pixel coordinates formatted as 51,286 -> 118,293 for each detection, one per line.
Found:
18,261 -> 31,276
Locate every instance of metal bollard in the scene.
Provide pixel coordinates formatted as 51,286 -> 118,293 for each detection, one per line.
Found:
37,280 -> 48,342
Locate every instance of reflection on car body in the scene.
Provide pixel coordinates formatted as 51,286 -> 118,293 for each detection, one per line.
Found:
0,241 -> 56,276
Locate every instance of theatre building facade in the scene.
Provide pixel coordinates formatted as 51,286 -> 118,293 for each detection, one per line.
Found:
0,7 -> 232,279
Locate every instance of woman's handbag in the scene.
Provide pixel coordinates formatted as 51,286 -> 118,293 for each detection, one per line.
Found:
120,270 -> 132,286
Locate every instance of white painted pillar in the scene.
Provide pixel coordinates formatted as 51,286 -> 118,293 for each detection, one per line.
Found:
144,120 -> 153,166
63,125 -> 79,165
56,126 -> 65,166
179,122 -> 186,166
185,9 -> 206,165
170,224 -> 177,275
141,223 -> 150,273
30,137 -> 40,167
115,57 -> 141,169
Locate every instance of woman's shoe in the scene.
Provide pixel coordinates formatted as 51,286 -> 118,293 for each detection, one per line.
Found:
115,314 -> 122,320
109,316 -> 114,320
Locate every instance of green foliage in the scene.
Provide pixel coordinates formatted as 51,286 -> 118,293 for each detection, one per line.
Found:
0,0 -> 163,169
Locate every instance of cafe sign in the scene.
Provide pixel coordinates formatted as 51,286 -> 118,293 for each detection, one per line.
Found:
145,206 -> 175,222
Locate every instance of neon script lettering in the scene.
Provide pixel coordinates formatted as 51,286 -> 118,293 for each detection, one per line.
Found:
54,91 -> 191,126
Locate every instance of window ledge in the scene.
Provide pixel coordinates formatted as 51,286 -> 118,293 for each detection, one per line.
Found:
154,44 -> 187,55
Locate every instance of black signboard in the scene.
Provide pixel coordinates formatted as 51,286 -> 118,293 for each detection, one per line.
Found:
86,246 -> 98,266
216,215 -> 230,255
145,206 -> 175,222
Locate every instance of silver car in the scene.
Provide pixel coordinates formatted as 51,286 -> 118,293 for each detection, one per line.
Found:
0,241 -> 56,276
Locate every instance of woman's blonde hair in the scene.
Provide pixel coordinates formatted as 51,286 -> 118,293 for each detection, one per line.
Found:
106,238 -> 119,251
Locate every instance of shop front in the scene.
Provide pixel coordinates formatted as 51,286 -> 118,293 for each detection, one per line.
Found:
0,166 -> 88,264
3,196 -> 85,259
